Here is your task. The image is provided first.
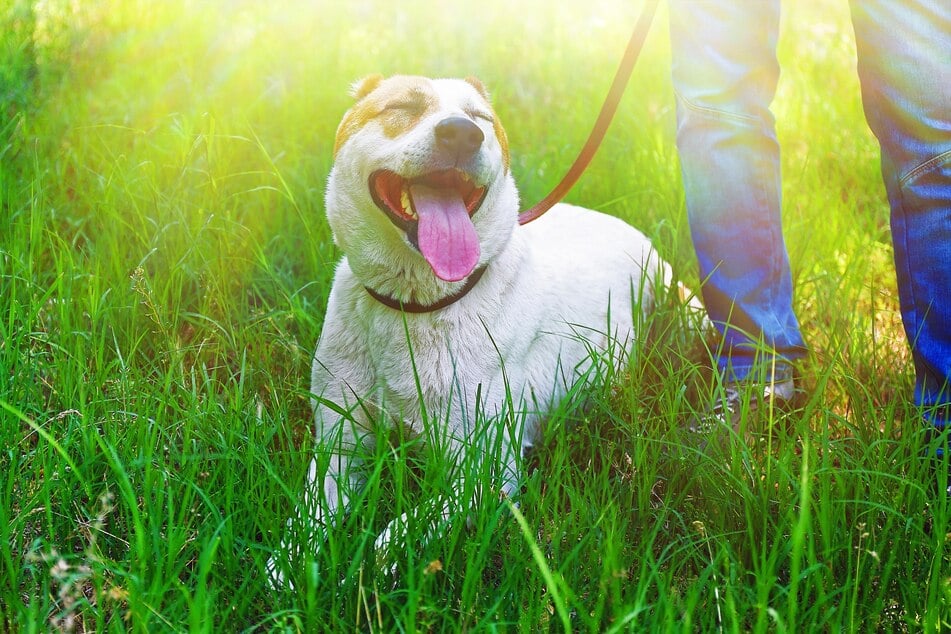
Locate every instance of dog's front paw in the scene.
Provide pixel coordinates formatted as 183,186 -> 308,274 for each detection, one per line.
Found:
373,500 -> 457,581
265,553 -> 291,590
266,549 -> 323,593
373,512 -> 409,579
266,528 -> 326,593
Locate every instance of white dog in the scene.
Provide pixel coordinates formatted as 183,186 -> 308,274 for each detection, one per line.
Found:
271,75 -> 697,583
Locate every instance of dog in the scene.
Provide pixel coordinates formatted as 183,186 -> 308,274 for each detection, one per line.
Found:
270,74 -> 700,584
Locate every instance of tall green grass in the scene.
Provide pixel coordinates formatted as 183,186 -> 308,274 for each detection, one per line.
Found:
2,0 -> 948,630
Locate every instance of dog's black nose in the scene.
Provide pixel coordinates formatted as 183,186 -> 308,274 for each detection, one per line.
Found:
435,116 -> 484,157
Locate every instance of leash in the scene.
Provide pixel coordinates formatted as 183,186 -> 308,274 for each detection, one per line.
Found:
517,0 -> 660,226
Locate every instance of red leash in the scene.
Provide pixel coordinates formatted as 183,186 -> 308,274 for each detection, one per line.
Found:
517,0 -> 661,226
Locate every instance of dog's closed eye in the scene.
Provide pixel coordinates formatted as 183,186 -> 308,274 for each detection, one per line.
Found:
385,99 -> 425,115
382,89 -> 430,117
466,108 -> 494,123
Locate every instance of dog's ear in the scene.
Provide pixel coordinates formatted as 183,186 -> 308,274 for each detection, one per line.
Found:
350,74 -> 385,100
464,76 -> 490,100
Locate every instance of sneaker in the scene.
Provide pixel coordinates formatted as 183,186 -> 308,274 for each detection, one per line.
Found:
686,376 -> 799,440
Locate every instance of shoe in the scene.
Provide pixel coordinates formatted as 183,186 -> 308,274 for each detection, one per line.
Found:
686,377 -> 799,441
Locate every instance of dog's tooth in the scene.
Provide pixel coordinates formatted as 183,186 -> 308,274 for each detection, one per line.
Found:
400,187 -> 416,218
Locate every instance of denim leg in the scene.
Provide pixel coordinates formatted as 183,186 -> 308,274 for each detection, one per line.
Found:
850,1 -> 951,437
669,0 -> 806,383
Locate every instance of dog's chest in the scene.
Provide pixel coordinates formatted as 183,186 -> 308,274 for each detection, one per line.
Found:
363,310 -> 510,428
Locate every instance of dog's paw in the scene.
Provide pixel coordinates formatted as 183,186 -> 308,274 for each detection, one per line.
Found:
266,549 -> 324,593
265,553 -> 291,591
373,512 -> 408,579
267,530 -> 325,593
373,500 -> 458,580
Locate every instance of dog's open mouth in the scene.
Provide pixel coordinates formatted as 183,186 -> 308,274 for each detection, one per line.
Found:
370,169 -> 487,282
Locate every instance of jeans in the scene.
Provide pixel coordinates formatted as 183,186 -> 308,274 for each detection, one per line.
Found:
669,0 -> 951,431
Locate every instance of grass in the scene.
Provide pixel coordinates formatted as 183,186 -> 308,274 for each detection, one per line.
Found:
1,0 -> 949,630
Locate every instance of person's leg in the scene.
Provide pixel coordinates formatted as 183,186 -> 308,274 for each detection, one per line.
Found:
669,0 -> 806,387
850,1 -> 951,456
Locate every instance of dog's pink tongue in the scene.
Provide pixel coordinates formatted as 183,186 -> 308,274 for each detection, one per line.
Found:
410,184 -> 480,282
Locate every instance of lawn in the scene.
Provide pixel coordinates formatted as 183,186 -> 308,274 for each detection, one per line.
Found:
1,0 -> 949,631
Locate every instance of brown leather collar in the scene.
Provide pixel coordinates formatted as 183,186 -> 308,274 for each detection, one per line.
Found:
364,265 -> 488,313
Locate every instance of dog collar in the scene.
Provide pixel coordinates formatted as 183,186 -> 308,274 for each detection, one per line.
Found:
364,265 -> 488,314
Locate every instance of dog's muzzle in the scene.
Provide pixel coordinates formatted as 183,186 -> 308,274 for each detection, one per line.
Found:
369,117 -> 491,282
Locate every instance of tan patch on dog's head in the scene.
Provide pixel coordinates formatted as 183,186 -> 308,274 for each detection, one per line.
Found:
464,76 -> 489,99
334,75 -> 439,156
334,75 -> 510,169
465,76 -> 510,170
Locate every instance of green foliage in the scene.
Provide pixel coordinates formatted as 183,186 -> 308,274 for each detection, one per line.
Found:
1,0 -> 948,631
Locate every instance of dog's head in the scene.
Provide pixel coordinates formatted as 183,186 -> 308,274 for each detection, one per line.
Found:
326,75 -> 518,288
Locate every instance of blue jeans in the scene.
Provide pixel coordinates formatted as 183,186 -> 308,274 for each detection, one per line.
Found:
670,0 -> 951,432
